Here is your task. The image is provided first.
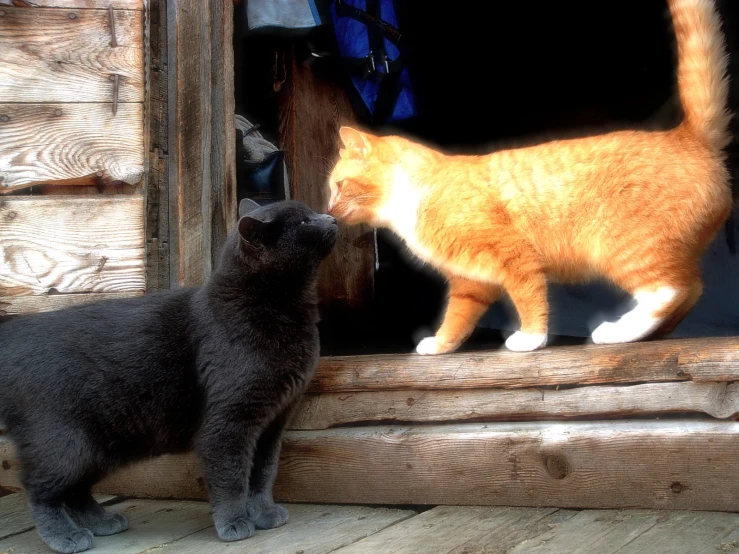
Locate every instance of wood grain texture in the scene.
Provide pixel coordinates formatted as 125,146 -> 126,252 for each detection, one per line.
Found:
278,47 -> 375,313
148,503 -> 415,554
0,197 -> 145,296
291,381 -> 739,429
0,493 -> 115,541
309,337 -> 739,393
509,509 -> 739,553
0,103 -> 145,191
0,499 -> 213,554
333,506 -> 578,554
272,421 -> 739,510
0,292 -> 140,316
0,1 -> 142,8
0,7 -> 144,102
168,0 -> 236,286
145,0 -> 170,292
4,421 -> 738,510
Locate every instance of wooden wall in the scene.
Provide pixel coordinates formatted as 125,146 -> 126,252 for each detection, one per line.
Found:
0,0 -> 147,315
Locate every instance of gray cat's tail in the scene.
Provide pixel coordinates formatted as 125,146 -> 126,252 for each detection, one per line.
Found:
668,0 -> 731,151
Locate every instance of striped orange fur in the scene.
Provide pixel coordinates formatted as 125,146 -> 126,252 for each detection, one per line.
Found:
327,0 -> 732,353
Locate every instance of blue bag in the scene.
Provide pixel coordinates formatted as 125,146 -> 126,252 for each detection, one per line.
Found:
329,0 -> 417,123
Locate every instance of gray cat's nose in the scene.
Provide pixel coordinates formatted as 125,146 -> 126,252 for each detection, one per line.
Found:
321,214 -> 337,225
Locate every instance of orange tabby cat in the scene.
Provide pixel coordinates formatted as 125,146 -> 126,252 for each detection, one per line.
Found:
327,0 -> 732,354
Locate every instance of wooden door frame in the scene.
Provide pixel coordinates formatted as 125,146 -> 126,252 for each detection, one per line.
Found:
148,0 -> 236,289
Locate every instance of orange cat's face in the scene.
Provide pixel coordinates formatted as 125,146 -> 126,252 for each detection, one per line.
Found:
327,127 -> 392,225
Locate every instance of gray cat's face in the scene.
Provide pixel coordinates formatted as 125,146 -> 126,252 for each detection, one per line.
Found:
236,200 -> 338,271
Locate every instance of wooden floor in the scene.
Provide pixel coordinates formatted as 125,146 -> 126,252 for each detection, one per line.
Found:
2,493 -> 739,554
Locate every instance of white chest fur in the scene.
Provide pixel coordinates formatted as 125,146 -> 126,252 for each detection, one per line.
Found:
376,168 -> 435,263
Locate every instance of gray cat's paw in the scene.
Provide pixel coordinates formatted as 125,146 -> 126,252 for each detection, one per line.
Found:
216,517 -> 255,542
86,513 -> 129,536
253,504 -> 289,529
43,528 -> 94,553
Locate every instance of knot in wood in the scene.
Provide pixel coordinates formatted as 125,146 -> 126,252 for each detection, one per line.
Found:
671,482 -> 683,493
545,454 -> 569,479
1,460 -> 10,471
0,10 -> 5,17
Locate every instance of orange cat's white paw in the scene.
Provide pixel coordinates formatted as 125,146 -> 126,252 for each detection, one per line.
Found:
505,331 -> 547,352
415,337 -> 457,355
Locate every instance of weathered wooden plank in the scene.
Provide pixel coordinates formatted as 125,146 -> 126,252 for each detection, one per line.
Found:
509,509 -> 739,553
333,506 -> 578,554
0,499 -> 213,554
310,337 -> 739,393
5,421 -> 738,510
291,382 -> 739,429
148,503 -> 415,554
168,0 -> 236,287
278,45 -> 375,314
0,1 -> 142,8
0,103 -> 145,191
145,0 -> 170,292
0,197 -> 145,296
0,493 -> 116,540
272,421 -> 739,511
0,7 -> 144,103
0,292 -> 141,317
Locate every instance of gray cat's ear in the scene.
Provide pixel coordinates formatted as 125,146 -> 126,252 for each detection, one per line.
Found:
238,198 -> 262,218
237,215 -> 268,252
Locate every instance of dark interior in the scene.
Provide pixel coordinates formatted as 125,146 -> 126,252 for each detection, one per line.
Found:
233,0 -> 739,355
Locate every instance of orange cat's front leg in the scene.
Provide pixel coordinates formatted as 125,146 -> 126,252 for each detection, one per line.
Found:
416,275 -> 502,355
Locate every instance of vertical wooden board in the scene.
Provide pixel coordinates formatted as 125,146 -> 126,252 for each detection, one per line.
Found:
0,7 -> 144,102
333,506 -> 578,554
148,504 -> 416,554
0,493 -> 116,540
168,0 -> 236,287
278,48 -> 375,312
206,0 -> 236,273
145,0 -> 170,292
0,499 -> 213,554
0,197 -> 145,297
508,509 -> 739,553
0,104 -> 144,191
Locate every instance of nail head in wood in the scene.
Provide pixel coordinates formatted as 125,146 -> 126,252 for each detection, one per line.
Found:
0,10 -> 6,17
54,110 -> 62,117
68,12 -> 77,20
111,74 -> 119,115
108,6 -> 118,47
0,115 -> 8,123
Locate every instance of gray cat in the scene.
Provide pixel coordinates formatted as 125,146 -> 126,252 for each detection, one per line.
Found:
0,199 -> 337,553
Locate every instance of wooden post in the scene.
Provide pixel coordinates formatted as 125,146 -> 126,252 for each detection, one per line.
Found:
278,47 -> 375,317
167,0 -> 236,287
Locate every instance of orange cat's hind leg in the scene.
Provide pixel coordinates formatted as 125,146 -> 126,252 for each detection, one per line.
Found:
591,266 -> 702,345
501,270 -> 549,352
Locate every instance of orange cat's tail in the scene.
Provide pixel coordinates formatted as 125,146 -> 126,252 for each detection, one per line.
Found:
668,0 -> 731,150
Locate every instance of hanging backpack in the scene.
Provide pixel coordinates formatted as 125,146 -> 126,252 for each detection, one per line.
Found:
328,0 -> 417,124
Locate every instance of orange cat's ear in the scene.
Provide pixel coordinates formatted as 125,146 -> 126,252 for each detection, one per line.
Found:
339,126 -> 372,159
